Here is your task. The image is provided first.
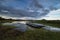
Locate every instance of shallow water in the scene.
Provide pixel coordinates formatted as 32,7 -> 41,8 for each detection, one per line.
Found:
43,26 -> 60,32
2,21 -> 60,32
3,21 -> 29,32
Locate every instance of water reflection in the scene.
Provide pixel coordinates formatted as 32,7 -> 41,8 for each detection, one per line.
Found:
2,21 -> 60,32
3,21 -> 29,32
43,26 -> 60,32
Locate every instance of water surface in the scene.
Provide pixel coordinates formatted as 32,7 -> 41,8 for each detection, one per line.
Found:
3,21 -> 60,32
3,21 -> 29,32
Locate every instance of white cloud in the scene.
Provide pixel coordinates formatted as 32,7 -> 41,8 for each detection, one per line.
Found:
41,9 -> 60,20
28,9 -> 34,12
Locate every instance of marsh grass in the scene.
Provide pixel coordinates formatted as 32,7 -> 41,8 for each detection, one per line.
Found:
34,20 -> 60,28
0,25 -> 60,40
0,20 -> 60,40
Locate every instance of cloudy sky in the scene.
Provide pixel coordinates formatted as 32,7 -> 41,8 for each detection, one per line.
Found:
0,0 -> 60,20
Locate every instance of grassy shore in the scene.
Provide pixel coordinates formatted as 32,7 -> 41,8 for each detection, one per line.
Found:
0,25 -> 60,40
34,20 -> 60,28
0,20 -> 60,40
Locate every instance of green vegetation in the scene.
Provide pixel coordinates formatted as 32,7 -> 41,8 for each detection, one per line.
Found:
0,18 -> 60,40
0,17 -> 15,23
34,19 -> 60,28
0,25 -> 60,40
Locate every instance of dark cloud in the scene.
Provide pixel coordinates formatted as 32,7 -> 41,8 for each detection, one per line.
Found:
0,0 -> 56,19
31,0 -> 43,8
